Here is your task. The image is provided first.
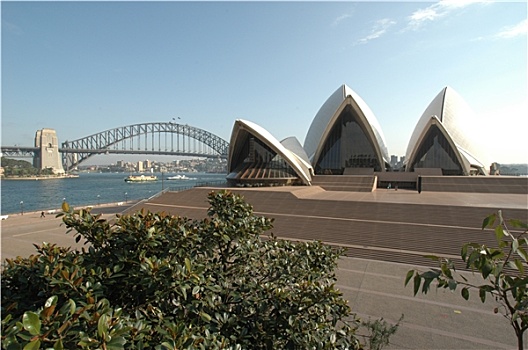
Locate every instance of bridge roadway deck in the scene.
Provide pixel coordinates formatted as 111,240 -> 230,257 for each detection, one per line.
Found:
2,187 -> 527,348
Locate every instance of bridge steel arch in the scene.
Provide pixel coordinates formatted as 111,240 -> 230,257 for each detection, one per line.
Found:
61,122 -> 230,170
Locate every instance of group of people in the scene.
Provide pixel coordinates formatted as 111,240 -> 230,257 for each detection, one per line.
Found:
387,183 -> 398,190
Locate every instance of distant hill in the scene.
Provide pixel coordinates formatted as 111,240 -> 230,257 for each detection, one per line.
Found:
498,163 -> 528,176
1,158 -> 33,168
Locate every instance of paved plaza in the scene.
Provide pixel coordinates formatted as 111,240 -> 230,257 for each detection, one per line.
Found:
2,187 -> 526,349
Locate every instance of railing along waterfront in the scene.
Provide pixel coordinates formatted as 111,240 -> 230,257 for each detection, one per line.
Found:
166,180 -> 228,192
123,180 -> 227,215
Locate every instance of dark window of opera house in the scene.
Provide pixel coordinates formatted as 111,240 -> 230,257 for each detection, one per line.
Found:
409,125 -> 463,175
231,135 -> 297,178
315,107 -> 381,174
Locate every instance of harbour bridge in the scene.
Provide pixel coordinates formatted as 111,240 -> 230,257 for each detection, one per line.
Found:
1,122 -> 230,171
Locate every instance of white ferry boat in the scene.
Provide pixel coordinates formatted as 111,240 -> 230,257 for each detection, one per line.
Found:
124,174 -> 158,183
167,174 -> 196,180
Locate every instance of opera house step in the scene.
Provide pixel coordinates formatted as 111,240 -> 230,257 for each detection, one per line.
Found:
311,175 -> 376,192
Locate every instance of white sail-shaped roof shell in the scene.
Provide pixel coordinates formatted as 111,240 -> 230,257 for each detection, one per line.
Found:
280,136 -> 313,172
405,87 -> 489,175
303,84 -> 390,170
227,119 -> 312,185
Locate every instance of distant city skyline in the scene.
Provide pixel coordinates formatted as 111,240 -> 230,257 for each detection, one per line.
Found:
2,1 -> 527,164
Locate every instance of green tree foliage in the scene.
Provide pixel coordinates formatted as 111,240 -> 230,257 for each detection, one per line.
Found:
0,157 -> 54,177
358,316 -> 402,350
2,190 -> 396,349
1,157 -> 34,169
405,210 -> 528,350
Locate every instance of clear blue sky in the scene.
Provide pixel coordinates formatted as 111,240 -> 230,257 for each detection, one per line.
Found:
2,1 -> 527,164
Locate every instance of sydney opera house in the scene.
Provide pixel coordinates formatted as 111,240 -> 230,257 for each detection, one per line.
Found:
226,84 -> 491,189
129,85 -> 526,350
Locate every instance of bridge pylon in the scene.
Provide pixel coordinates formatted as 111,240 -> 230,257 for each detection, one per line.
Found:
34,129 -> 65,174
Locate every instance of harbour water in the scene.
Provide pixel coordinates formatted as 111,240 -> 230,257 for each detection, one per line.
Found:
1,172 -> 226,215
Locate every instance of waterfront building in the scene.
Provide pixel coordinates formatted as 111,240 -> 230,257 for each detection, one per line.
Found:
227,84 -> 497,188
404,87 -> 489,176
226,119 -> 312,186
227,84 -> 391,186
304,84 -> 390,174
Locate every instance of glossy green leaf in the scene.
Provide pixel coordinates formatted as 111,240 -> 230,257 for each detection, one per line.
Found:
42,296 -> 58,319
53,338 -> 64,350
200,311 -> 212,323
161,341 -> 175,349
185,257 -> 191,273
404,270 -> 414,286
461,244 -> 468,260
512,238 -> 519,253
508,219 -> 528,229
23,339 -> 41,350
514,259 -> 525,274
512,276 -> 528,288
106,336 -> 126,350
45,295 -> 58,308
192,285 -> 200,296
494,225 -> 504,243
98,314 -> 108,338
517,247 -> 528,262
481,262 -> 493,279
68,299 -> 76,315
22,311 -> 41,336
422,278 -> 434,294
482,213 -> 496,229
413,275 -> 421,296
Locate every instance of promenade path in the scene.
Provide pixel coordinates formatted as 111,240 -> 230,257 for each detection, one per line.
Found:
1,202 -> 134,260
2,187 -> 526,349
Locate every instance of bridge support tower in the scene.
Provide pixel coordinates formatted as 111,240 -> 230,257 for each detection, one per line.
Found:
34,128 -> 65,174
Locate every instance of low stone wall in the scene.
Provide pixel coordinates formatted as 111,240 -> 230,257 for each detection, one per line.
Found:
420,176 -> 527,194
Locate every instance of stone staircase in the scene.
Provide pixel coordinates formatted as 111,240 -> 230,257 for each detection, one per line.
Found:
311,175 -> 376,192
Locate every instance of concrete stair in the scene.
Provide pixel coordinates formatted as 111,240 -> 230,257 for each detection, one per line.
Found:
311,175 -> 376,192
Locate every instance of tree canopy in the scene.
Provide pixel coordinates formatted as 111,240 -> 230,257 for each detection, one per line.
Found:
1,157 -> 54,177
